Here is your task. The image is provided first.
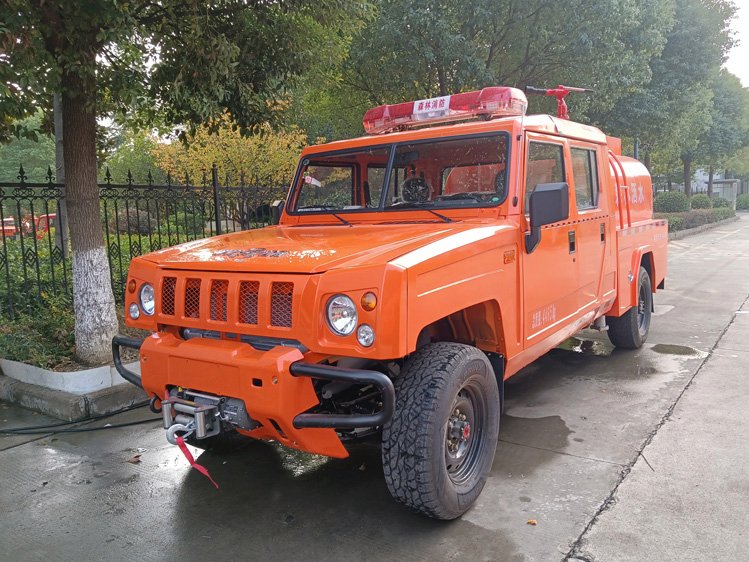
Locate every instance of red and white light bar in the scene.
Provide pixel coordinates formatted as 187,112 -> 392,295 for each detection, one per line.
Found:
363,86 -> 528,135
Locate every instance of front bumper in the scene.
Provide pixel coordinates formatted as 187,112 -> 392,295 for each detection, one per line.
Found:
112,334 -> 394,457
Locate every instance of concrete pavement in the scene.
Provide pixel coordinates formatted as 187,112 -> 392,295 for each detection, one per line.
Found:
1,214 -> 749,561
570,297 -> 749,561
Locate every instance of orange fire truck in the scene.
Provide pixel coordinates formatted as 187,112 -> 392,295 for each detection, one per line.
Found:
114,86 -> 667,519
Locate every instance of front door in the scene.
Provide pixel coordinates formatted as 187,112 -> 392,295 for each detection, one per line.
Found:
521,135 -> 579,346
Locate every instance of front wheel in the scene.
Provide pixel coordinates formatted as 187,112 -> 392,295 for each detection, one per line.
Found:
607,266 -> 652,349
382,343 -> 500,520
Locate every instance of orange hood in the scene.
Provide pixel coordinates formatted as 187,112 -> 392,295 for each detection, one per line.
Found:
142,222 -> 504,274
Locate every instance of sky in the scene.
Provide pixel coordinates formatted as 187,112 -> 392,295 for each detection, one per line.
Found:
725,0 -> 749,87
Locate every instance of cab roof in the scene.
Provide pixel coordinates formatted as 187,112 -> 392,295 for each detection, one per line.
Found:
301,114 -> 609,157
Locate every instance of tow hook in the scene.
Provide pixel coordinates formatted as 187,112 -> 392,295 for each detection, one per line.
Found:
166,422 -> 195,445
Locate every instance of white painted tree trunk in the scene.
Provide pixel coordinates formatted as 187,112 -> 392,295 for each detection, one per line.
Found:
72,247 -> 118,364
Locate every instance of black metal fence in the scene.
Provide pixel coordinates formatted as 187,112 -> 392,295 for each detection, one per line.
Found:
0,165 -> 287,318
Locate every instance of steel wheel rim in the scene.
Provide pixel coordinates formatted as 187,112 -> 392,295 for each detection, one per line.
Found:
637,279 -> 651,336
444,378 -> 487,485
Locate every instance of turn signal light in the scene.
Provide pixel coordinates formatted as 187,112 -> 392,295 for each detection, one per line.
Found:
361,292 -> 377,311
128,279 -> 136,294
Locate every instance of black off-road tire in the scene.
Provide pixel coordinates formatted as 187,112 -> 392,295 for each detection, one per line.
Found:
607,266 -> 652,349
382,343 -> 500,520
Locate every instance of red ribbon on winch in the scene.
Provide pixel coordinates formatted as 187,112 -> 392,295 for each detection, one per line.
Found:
175,435 -> 220,489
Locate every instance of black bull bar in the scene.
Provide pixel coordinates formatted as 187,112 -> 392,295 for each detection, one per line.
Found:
112,335 -> 395,430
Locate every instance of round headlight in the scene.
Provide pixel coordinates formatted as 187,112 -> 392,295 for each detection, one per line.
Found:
128,303 -> 140,320
138,283 -> 155,316
357,324 -> 375,347
326,294 -> 357,335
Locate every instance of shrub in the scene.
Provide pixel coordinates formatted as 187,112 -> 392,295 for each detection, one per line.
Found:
711,207 -> 735,221
690,194 -> 712,209
0,294 -> 75,368
712,197 -> 731,208
654,191 -> 689,212
737,194 -> 749,210
666,215 -> 685,232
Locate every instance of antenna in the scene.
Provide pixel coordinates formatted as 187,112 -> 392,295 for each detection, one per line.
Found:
524,85 -> 593,120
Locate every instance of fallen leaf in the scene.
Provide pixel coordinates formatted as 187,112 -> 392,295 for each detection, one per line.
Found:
527,519 -> 537,526
125,454 -> 142,464
358,463 -> 366,471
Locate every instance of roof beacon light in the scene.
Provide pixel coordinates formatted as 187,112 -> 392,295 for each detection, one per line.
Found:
363,86 -> 528,135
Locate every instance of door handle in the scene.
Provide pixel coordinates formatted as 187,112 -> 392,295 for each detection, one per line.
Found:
568,230 -> 576,254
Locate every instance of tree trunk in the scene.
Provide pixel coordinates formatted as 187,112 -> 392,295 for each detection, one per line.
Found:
668,176 -> 673,191
437,66 -> 448,97
707,165 -> 714,198
61,67 -> 118,365
683,157 -> 692,197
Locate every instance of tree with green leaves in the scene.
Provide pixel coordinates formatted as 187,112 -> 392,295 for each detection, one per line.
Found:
1,0 -> 355,363
0,113 -> 54,182
602,0 -> 735,195
343,0 -> 673,118
698,70 -> 749,196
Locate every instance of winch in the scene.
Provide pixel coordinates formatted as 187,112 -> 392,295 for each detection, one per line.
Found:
161,388 -> 257,445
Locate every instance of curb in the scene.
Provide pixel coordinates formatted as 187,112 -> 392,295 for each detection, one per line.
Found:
0,374 -> 147,421
668,215 -> 740,241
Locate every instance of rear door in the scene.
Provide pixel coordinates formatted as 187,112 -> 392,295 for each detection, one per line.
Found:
569,144 -> 616,310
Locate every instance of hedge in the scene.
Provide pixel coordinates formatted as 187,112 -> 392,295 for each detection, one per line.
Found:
690,194 -> 712,209
712,197 -> 731,208
737,194 -> 749,211
654,191 -> 690,212
654,207 -> 736,232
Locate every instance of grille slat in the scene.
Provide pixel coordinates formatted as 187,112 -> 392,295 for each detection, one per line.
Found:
161,277 -> 176,315
210,280 -> 229,321
158,276 -> 293,329
239,281 -> 260,325
184,279 -> 202,318
270,282 -> 293,328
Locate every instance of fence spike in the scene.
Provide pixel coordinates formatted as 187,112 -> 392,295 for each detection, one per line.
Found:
185,171 -> 190,187
147,170 -> 154,186
46,166 -> 55,184
166,172 -> 172,187
127,169 -> 134,186
104,167 -> 113,185
239,171 -> 246,187
202,170 -> 208,187
17,164 -> 27,184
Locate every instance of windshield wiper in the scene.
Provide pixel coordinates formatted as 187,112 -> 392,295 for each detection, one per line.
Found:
330,213 -> 352,226
389,202 -> 453,222
297,205 -> 352,226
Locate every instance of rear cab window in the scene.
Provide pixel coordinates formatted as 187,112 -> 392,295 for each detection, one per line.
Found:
570,146 -> 600,210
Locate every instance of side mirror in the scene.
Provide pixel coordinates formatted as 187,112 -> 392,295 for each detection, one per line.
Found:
270,199 -> 285,225
525,182 -> 569,253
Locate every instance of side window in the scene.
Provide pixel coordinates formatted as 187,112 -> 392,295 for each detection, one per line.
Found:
571,147 -> 599,209
525,141 -> 565,212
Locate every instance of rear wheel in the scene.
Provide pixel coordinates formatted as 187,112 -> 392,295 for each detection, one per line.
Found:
607,266 -> 652,349
382,343 -> 500,520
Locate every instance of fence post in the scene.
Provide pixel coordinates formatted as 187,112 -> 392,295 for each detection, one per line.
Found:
212,163 -> 222,235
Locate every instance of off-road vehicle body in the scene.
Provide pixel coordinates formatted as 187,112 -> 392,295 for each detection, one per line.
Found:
114,86 -> 667,519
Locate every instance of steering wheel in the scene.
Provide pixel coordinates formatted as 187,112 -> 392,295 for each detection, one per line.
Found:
402,176 -> 431,203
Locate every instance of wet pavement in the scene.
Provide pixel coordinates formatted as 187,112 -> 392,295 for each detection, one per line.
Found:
2,215 -> 749,561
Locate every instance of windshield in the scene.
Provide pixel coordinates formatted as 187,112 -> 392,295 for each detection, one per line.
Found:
290,133 -> 509,213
